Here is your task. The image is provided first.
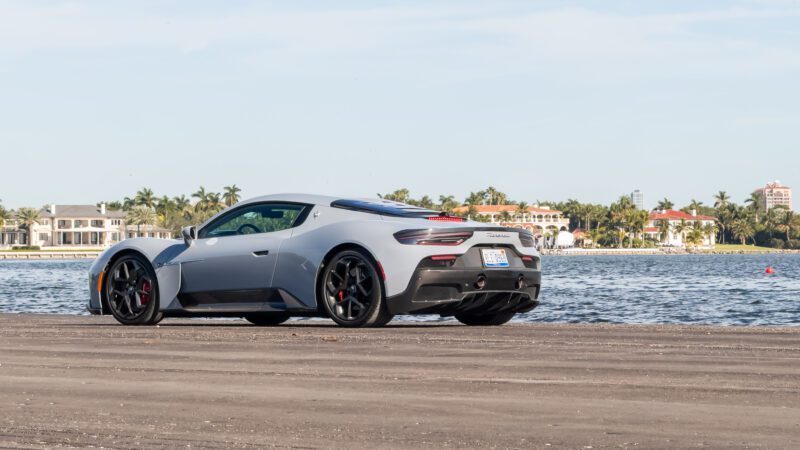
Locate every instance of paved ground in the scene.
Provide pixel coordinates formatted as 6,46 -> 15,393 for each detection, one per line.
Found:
0,314 -> 799,448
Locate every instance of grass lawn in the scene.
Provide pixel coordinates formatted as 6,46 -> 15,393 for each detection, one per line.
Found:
711,244 -> 781,253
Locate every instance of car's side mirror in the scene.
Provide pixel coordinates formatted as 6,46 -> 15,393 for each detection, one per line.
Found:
181,226 -> 197,246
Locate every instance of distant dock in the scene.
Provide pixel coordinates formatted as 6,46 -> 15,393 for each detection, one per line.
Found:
0,251 -> 101,260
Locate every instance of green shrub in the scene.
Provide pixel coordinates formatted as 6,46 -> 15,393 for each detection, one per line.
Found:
767,238 -> 785,249
11,246 -> 41,251
786,240 -> 800,250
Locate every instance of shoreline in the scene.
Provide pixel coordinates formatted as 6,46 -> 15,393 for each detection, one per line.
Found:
2,248 -> 799,260
1,313 -> 798,448
0,251 -> 101,260
542,248 -> 800,256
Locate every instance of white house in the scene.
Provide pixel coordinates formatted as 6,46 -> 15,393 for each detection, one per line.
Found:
452,204 -> 572,248
644,209 -> 717,248
1,204 -> 172,249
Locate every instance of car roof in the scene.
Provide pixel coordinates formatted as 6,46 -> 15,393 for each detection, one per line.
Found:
238,193 -> 342,206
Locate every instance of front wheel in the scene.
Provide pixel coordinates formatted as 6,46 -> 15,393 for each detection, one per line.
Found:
105,254 -> 163,325
319,249 -> 391,327
455,311 -> 516,326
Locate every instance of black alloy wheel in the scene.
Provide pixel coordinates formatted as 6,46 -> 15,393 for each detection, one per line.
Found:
105,254 -> 163,325
320,249 -> 392,327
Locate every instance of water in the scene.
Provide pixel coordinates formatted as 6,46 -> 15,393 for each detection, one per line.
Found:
0,255 -> 798,325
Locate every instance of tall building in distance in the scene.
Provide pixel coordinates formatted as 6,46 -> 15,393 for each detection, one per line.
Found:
756,181 -> 792,211
630,189 -> 644,210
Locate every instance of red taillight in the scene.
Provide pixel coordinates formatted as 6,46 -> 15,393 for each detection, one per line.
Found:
521,256 -> 534,262
394,230 -> 473,246
430,255 -> 458,261
426,216 -> 465,222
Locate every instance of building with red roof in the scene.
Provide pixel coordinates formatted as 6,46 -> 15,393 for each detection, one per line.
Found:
451,204 -> 571,248
644,209 -> 717,248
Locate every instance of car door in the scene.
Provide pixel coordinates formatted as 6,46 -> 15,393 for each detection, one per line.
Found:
175,202 -> 308,311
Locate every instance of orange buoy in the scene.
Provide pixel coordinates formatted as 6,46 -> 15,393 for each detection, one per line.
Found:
766,266 -> 775,274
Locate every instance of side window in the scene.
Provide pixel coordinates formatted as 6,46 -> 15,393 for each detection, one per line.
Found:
198,203 -> 306,239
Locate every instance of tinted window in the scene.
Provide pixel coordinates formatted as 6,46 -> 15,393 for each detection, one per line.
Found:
331,199 -> 439,218
199,203 -> 306,239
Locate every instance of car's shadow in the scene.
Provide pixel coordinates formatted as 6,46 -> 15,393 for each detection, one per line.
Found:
63,320 -> 460,329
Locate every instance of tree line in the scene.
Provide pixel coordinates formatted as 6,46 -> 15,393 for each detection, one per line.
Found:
378,187 -> 800,249
2,186 -> 798,249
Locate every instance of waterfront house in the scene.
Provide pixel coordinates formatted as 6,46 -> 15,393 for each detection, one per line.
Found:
644,210 -> 716,248
0,204 -> 172,249
452,204 -> 571,248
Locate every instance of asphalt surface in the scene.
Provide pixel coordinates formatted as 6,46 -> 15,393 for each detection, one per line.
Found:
1,314 -> 799,448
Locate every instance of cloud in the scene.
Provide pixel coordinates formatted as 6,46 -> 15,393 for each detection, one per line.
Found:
0,1 -> 798,81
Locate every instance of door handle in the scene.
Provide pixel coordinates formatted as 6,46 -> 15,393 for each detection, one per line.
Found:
253,250 -> 270,257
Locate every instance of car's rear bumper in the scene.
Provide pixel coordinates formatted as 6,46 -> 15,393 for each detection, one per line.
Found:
386,267 -> 541,316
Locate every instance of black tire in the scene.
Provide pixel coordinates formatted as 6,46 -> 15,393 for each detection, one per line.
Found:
319,249 -> 391,327
244,313 -> 290,326
105,254 -> 163,326
455,311 -> 516,326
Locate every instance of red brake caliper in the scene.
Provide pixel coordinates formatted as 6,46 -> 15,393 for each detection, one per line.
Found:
337,291 -> 344,302
140,280 -> 152,305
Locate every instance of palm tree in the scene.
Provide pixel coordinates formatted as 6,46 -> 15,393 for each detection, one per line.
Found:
134,188 -> 157,208
483,186 -> 508,205
0,205 -> 10,228
628,209 -> 649,248
193,186 -> 210,212
655,198 -> 674,211
378,188 -> 411,203
686,199 -> 704,212
223,185 -> 242,207
776,210 -> 796,242
438,195 -> 459,213
172,195 -> 192,221
672,219 -> 689,246
713,191 -> 730,208
731,219 -> 755,245
657,220 -> 671,244
128,206 -> 157,237
515,202 -> 529,220
763,207 -> 784,239
16,207 -> 42,246
122,197 -> 136,211
702,223 -> 717,246
498,210 -> 513,223
465,191 -> 487,206
155,196 -> 174,216
686,228 -> 704,247
744,192 -> 764,222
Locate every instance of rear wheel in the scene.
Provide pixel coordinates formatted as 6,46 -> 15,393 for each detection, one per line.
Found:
319,249 -> 391,327
105,254 -> 163,326
244,313 -> 290,326
455,311 -> 516,326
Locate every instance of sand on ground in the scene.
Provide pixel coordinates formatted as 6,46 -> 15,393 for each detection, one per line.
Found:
0,314 -> 799,448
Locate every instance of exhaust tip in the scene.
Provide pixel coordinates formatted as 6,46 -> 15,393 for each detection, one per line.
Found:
474,275 -> 487,290
516,275 -> 526,290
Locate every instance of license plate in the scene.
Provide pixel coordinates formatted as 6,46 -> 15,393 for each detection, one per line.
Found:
481,248 -> 509,267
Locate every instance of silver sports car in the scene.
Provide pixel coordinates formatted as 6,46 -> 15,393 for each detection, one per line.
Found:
87,194 -> 541,327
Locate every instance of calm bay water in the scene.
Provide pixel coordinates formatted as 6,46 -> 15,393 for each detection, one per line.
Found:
0,255 -> 798,325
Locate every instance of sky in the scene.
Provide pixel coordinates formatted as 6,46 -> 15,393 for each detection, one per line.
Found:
1,0 -> 798,210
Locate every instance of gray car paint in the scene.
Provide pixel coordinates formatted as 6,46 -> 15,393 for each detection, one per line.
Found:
88,194 -> 541,315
